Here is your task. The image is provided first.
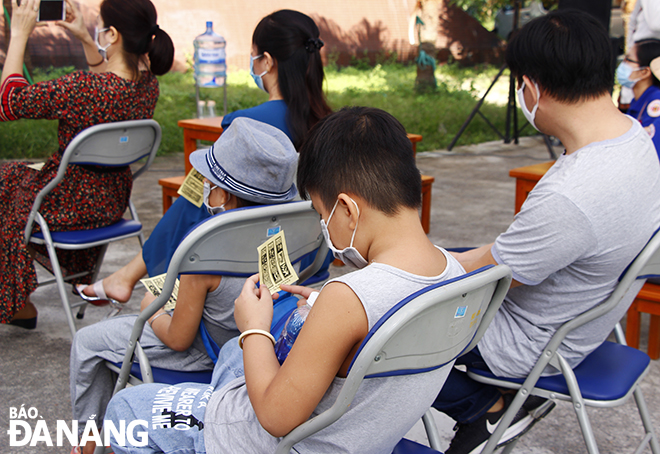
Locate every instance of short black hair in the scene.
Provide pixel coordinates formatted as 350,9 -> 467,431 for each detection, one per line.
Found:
635,39 -> 660,87
297,107 -> 421,215
506,9 -> 613,103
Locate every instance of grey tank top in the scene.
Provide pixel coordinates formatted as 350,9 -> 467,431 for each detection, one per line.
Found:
196,261 -> 305,352
191,275 -> 244,352
203,248 -> 465,454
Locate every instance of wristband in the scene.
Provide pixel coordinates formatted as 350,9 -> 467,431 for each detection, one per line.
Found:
149,311 -> 170,328
238,329 -> 276,350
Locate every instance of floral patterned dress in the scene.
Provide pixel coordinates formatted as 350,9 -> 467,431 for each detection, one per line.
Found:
0,71 -> 159,323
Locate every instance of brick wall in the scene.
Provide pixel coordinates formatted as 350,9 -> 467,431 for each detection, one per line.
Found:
0,0 -> 501,71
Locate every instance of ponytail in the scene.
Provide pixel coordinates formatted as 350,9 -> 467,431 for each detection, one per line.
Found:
253,10 -> 332,149
148,26 -> 175,76
100,0 -> 174,77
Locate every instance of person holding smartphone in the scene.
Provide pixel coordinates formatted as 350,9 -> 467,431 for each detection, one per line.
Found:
0,0 -> 174,329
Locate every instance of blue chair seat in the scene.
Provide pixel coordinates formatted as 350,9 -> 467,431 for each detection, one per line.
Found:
469,341 -> 650,401
31,219 -> 142,245
393,438 -> 441,453
114,362 -> 214,385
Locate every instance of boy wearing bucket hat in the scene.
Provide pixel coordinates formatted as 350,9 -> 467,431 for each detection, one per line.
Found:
69,118 -> 299,454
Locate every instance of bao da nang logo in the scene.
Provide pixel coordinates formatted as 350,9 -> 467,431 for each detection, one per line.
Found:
7,405 -> 148,448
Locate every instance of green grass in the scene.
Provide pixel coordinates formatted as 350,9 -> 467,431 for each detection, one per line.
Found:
0,63 -> 527,159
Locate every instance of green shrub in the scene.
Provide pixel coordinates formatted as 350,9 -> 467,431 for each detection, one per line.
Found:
0,63 -> 528,159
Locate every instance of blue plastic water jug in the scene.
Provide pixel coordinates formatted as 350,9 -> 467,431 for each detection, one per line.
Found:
194,22 -> 226,87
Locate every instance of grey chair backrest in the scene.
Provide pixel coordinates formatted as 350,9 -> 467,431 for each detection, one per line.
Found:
546,227 -> 660,359
24,119 -> 161,243
112,201 -> 328,393
275,264 -> 512,454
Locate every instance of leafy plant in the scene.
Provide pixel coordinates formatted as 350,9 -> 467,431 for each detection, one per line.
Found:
0,63 -> 532,159
449,0 -> 510,25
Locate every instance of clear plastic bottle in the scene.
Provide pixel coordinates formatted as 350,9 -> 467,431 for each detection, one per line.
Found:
274,292 -> 319,364
193,21 -> 226,88
206,100 -> 217,117
197,100 -> 206,118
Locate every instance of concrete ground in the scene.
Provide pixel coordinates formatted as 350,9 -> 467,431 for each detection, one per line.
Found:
0,135 -> 658,453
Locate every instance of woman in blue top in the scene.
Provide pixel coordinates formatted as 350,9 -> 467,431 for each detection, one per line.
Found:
617,38 -> 660,157
77,10 -> 332,305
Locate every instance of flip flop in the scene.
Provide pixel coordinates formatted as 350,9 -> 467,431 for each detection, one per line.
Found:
74,281 -> 120,308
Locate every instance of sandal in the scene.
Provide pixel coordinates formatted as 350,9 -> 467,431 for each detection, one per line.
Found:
74,282 -> 122,314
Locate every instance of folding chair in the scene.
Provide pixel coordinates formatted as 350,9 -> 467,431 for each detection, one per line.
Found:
466,229 -> 660,454
274,264 -> 512,454
108,201 -> 329,391
24,120 -> 161,338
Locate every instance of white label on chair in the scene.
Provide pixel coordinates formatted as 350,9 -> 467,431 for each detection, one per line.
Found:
454,306 -> 467,318
120,136 -> 129,144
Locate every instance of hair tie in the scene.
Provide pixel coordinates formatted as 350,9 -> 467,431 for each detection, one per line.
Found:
305,38 -> 324,53
141,25 -> 160,54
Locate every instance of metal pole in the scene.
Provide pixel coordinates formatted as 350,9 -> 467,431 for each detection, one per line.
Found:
447,64 -> 507,151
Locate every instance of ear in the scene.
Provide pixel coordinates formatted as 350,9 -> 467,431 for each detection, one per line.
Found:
106,26 -> 120,45
216,188 -> 231,205
522,75 -> 540,104
208,186 -> 232,208
262,52 -> 276,73
336,193 -> 360,230
639,66 -> 653,79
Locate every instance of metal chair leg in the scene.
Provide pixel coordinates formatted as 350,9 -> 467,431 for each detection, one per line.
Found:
422,410 -> 442,451
557,354 -> 600,454
76,303 -> 88,319
37,216 -> 78,337
633,387 -> 660,454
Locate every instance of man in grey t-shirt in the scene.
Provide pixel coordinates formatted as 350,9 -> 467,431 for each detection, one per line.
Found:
432,10 -> 660,454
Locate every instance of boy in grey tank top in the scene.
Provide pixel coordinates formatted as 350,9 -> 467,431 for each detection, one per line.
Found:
103,107 -> 465,454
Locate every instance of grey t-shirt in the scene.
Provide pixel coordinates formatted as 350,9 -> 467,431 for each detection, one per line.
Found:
480,119 -> 660,377
203,248 -> 465,453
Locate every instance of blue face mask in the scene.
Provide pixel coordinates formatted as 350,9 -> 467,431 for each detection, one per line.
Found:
616,61 -> 646,89
249,55 -> 267,92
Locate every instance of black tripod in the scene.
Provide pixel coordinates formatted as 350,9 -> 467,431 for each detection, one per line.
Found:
446,0 -> 557,159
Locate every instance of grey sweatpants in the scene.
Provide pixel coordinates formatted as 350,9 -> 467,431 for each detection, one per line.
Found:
69,314 -> 215,435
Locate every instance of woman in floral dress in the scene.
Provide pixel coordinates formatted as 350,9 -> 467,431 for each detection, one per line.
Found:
0,0 -> 174,328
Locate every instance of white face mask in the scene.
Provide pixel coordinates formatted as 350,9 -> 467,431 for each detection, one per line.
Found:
203,180 -> 228,215
319,197 -> 368,269
517,80 -> 540,132
95,27 -> 111,60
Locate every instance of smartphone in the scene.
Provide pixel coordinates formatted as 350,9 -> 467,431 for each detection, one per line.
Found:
37,0 -> 65,22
